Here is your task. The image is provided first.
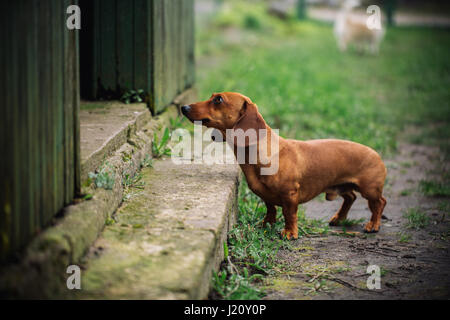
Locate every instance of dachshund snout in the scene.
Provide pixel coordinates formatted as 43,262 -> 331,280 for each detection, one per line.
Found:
181,105 -> 191,116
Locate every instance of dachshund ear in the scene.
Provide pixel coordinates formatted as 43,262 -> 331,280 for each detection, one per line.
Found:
231,100 -> 266,147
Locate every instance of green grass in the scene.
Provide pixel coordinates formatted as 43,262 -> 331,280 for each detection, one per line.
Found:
152,127 -> 171,158
398,232 -> 412,243
140,154 -> 154,169
437,201 -> 450,212
122,171 -> 146,202
420,179 -> 450,197
335,218 -> 365,227
400,189 -> 413,197
120,89 -> 146,104
403,207 -> 430,230
196,1 -> 450,157
211,180 -> 328,299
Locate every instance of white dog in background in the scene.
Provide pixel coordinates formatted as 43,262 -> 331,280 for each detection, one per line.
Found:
334,0 -> 385,54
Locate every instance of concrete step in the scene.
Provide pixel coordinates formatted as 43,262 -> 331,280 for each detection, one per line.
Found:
74,159 -> 239,299
0,88 -> 241,299
79,100 -> 151,183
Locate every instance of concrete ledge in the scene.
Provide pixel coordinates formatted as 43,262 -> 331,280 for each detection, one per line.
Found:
0,88 -> 208,299
79,101 -> 151,183
74,160 -> 239,299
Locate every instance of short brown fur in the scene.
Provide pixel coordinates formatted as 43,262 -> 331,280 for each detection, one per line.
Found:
182,92 -> 387,239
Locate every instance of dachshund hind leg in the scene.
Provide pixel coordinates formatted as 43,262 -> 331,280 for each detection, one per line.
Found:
329,191 -> 357,226
364,196 -> 386,233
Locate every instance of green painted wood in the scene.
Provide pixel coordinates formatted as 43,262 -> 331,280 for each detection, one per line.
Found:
0,0 -> 80,262
0,0 -> 9,258
24,0 -> 38,238
64,0 -> 81,205
54,0 -> 65,217
13,0 -> 24,248
80,0 -> 194,114
151,0 -> 165,112
116,0 -> 134,92
186,0 -> 195,87
72,1 -> 81,198
99,0 -> 117,95
133,0 -> 152,96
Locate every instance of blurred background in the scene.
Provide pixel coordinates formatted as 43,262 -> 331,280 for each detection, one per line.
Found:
193,0 -> 450,158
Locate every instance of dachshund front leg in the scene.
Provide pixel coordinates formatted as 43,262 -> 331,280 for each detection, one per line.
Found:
263,202 -> 277,226
281,201 -> 299,240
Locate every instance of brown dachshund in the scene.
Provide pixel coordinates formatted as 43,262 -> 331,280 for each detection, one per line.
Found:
181,92 -> 387,239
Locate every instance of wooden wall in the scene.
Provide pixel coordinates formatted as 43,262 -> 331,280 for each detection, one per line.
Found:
0,0 -> 80,262
80,0 -> 195,114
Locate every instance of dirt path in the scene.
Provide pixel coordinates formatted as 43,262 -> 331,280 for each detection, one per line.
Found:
263,141 -> 450,299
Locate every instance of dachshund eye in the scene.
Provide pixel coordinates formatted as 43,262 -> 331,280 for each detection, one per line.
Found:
213,96 -> 223,105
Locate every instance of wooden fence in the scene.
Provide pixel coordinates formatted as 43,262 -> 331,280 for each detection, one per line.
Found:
0,0 -> 80,261
80,0 -> 195,114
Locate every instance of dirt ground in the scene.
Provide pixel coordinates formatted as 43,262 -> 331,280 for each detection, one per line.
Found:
263,140 -> 450,300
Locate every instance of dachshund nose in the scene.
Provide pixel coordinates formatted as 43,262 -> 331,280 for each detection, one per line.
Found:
181,105 -> 191,115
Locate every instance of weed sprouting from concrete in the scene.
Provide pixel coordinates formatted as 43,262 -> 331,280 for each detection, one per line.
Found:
122,172 -> 145,202
140,154 -> 154,168
120,89 -> 146,104
152,127 -> 172,158
88,161 -> 116,190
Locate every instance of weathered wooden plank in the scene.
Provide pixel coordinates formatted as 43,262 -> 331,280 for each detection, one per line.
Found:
53,0 -> 65,216
40,0 -> 53,226
116,0 -> 134,92
73,0 -> 81,197
24,0 -> 39,237
150,0 -> 162,112
186,0 -> 195,88
64,0 -> 74,204
16,0 -> 28,244
45,0 -> 56,224
79,0 -> 96,99
0,0 -> 14,259
167,0 -> 177,102
134,0 -> 152,109
168,0 -> 175,98
36,1 -> 47,235
11,1 -> 22,250
64,0 -> 81,201
98,0 -> 117,94
93,0 -> 101,99
0,0 -> 7,259
152,0 -> 164,111
174,0 -> 182,95
178,0 -> 186,92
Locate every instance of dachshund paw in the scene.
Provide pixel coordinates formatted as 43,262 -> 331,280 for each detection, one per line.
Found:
363,221 -> 380,233
328,214 -> 344,226
281,229 -> 298,240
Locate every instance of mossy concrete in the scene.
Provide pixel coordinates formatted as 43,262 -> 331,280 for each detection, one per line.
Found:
0,88 -> 214,299
80,100 -> 149,183
74,159 -> 239,299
